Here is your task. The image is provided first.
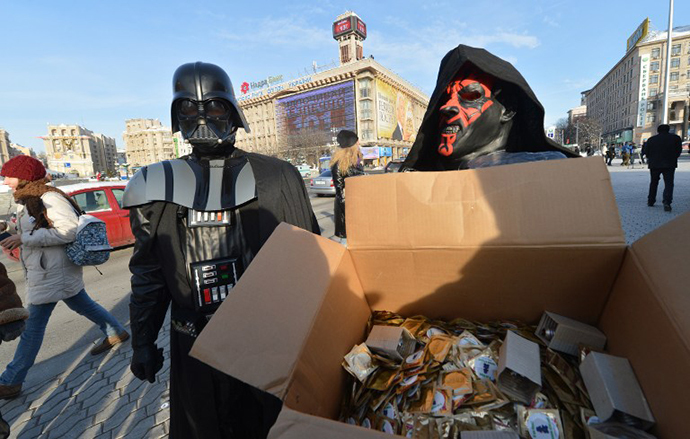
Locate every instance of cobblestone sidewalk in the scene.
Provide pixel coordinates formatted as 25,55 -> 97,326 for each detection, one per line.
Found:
0,325 -> 171,439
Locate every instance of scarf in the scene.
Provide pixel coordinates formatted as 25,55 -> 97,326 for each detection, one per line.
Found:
13,179 -> 81,232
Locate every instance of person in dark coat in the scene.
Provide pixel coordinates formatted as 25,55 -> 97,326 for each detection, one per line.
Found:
402,45 -> 576,172
123,62 -> 320,439
0,261 -> 29,439
643,124 -> 682,211
331,130 -> 364,244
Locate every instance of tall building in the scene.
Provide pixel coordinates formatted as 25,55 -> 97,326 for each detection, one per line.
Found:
234,11 -> 429,166
122,119 -> 176,167
41,124 -> 117,177
0,129 -> 16,165
12,144 -> 35,157
584,19 -> 690,145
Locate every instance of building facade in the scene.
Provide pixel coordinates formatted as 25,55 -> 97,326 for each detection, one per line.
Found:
12,144 -> 35,157
41,124 -> 116,177
584,20 -> 690,145
234,11 -> 429,166
0,129 -> 16,165
122,119 -> 176,167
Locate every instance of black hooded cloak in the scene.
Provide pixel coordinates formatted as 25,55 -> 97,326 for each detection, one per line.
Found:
402,44 -> 576,171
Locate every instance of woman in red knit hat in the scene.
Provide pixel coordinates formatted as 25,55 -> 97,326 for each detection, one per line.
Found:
0,156 -> 129,400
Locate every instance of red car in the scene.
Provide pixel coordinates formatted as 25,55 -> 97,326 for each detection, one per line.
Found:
62,182 -> 135,248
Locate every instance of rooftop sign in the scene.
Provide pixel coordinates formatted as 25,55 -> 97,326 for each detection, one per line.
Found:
627,18 -> 649,52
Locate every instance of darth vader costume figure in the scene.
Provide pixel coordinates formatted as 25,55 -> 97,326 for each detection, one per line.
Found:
402,45 -> 577,171
123,62 -> 319,438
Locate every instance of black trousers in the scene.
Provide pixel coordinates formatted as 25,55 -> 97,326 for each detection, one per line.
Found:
648,168 -> 675,206
169,328 -> 282,439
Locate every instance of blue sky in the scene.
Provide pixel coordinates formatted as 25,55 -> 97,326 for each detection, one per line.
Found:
1,0 -> 687,153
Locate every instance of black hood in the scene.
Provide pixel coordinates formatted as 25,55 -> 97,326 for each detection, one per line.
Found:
402,45 -> 576,171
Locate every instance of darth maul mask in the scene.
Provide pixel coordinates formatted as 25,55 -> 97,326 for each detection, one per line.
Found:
171,62 -> 250,155
437,70 -> 514,168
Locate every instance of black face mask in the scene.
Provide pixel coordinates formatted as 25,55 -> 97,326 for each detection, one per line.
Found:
176,98 -> 237,148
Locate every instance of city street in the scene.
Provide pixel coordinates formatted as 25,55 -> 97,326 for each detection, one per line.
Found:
1,161 -> 689,438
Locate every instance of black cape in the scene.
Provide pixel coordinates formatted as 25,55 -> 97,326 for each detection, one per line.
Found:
402,44 -> 576,171
127,149 -> 319,439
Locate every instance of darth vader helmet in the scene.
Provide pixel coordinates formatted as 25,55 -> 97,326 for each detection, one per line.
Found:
171,62 -> 250,149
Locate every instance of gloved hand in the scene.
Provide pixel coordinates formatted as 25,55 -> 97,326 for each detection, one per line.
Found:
130,344 -> 164,383
0,320 -> 25,343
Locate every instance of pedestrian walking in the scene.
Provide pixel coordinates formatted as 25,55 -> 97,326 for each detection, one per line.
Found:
605,144 -> 615,166
621,142 -> 631,167
123,62 -> 319,439
644,124 -> 682,212
0,156 -> 129,400
640,140 -> 647,164
332,130 -> 364,246
0,261 -> 29,438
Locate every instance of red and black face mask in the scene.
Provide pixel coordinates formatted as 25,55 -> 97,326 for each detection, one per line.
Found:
438,73 -> 496,157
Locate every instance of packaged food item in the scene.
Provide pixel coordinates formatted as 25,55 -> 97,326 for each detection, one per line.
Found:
442,368 -> 474,397
343,343 -> 378,382
518,406 -> 565,439
409,385 -> 436,413
431,387 -> 454,416
376,415 -> 399,435
404,349 -> 427,370
367,368 -> 401,391
427,334 -> 455,362
468,349 -> 499,381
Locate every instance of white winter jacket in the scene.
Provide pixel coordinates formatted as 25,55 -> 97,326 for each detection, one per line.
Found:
18,191 -> 84,305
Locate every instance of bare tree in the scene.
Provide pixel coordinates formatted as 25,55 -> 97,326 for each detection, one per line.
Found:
576,117 -> 603,151
279,127 -> 332,166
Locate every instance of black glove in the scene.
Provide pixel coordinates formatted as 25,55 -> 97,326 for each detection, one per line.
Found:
130,344 -> 164,383
0,320 -> 25,343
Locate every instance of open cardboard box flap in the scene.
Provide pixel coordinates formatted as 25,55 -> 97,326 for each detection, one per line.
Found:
346,157 -> 624,249
190,158 -> 689,437
599,212 -> 690,438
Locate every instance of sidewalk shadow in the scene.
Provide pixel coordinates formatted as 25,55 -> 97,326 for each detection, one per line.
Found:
0,294 -> 171,438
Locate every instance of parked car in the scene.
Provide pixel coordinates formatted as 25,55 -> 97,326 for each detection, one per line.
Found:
62,182 -> 135,248
294,164 -> 313,178
384,160 -> 405,173
309,169 -> 335,196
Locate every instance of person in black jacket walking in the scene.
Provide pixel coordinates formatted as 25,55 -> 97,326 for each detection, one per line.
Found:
331,130 -> 364,245
643,124 -> 682,211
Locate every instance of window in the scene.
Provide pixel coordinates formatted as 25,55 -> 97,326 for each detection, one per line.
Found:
650,75 -> 659,84
671,44 -> 681,56
359,78 -> 372,98
649,88 -> 658,97
646,113 -> 656,124
670,72 -> 679,81
360,100 -> 372,119
73,190 -> 111,213
650,61 -> 659,72
651,48 -> 660,59
671,58 -> 680,68
647,101 -> 656,110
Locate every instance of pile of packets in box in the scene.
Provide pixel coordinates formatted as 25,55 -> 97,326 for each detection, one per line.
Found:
340,311 -> 656,439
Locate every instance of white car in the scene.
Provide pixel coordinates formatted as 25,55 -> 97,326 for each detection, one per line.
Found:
295,164 -> 313,178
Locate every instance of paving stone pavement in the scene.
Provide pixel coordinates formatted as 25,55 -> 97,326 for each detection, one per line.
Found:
0,322 -> 171,439
0,155 -> 688,438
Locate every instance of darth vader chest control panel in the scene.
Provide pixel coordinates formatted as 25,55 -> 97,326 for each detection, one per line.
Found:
190,256 -> 244,313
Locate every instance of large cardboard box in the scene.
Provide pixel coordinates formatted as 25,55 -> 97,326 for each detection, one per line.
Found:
191,157 -> 689,438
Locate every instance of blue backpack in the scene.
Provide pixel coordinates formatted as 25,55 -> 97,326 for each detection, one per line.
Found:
65,215 -> 112,266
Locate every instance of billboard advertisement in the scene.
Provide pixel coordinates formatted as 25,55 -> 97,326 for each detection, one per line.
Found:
627,18 -> 649,53
275,81 -> 356,146
376,79 -> 417,142
637,54 -> 650,127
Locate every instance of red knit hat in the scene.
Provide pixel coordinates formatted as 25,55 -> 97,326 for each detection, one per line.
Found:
1,156 -> 47,182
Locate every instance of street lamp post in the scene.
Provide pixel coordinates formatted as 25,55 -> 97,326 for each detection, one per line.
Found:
662,0 -> 674,124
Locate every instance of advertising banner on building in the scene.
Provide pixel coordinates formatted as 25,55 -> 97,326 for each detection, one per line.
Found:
275,81 -> 356,147
360,146 -> 380,159
376,79 -> 417,142
637,54 -> 650,128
